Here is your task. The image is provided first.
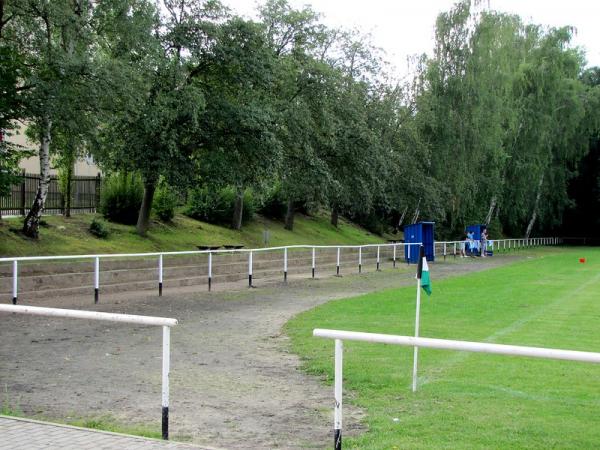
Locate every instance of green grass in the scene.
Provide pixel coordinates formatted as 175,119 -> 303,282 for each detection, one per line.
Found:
0,211 -> 384,257
65,416 -> 163,440
285,247 -> 600,449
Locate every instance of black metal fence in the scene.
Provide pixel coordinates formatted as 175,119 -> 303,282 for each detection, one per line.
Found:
0,172 -> 101,216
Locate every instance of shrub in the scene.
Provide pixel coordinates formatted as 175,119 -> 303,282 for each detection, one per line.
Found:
89,218 -> 109,238
184,186 -> 255,225
100,173 -> 143,225
153,184 -> 177,222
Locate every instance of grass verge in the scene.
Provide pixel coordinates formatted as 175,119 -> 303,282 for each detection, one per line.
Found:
0,212 -> 384,257
285,247 -> 600,449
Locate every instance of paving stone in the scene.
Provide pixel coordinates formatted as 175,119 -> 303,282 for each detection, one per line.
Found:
0,416 -> 211,450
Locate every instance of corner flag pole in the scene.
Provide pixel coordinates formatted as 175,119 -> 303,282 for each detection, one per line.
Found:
412,245 -> 425,392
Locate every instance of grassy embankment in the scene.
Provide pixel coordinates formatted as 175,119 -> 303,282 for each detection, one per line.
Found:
286,247 -> 600,449
0,212 -> 385,257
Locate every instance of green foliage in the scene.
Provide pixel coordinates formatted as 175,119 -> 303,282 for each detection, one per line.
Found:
100,174 -> 143,225
259,184 -> 287,219
153,184 -> 177,222
184,187 -> 256,225
89,218 -> 109,238
2,0 -> 598,238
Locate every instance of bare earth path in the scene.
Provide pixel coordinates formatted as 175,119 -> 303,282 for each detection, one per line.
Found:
0,254 -> 523,449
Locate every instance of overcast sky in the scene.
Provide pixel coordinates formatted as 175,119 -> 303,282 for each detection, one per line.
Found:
221,0 -> 600,78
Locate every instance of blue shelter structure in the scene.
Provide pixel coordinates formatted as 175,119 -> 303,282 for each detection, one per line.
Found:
404,222 -> 435,263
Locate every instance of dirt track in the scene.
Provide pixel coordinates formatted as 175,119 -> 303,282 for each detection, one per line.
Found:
0,254 -> 522,449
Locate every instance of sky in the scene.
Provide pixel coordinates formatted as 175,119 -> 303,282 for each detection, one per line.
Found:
221,0 -> 600,78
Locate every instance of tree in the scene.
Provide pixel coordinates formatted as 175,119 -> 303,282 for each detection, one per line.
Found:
93,0 -> 209,236
2,1 -> 101,237
260,0 -> 332,230
195,17 -> 281,230
0,11 -> 28,219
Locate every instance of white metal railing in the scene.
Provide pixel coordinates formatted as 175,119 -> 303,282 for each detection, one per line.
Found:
313,327 -> 598,450
0,304 -> 177,440
435,237 -> 561,260
1,242 -> 422,304
1,238 -> 561,304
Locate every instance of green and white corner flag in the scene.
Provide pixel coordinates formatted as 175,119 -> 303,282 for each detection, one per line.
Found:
417,246 -> 432,296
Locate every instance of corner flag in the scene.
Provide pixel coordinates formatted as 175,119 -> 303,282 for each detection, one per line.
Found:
416,246 -> 432,296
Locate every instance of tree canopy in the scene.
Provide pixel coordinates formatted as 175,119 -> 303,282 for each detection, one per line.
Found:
1,0 -> 598,239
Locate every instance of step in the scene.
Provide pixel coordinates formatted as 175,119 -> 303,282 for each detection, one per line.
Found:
0,261 -> 374,302
0,250 -> 393,293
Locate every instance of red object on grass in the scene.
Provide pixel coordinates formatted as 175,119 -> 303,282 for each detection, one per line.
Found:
579,258 -> 586,263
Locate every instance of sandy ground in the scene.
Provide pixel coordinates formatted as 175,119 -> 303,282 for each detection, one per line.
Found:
0,254 -> 522,449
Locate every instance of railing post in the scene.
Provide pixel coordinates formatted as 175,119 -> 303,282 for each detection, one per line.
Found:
358,247 -> 362,274
453,242 -> 457,259
336,247 -> 341,276
94,257 -> 99,304
158,254 -> 163,296
284,247 -> 288,283
12,260 -> 18,305
312,247 -> 316,279
334,339 -> 343,450
407,244 -> 411,265
393,244 -> 397,268
208,252 -> 212,292
443,242 -> 446,261
162,325 -> 170,440
248,251 -> 253,287
376,246 -> 380,271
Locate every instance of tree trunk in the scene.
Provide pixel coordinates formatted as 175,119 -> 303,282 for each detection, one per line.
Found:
485,196 -> 497,226
411,198 -> 421,224
284,199 -> 295,231
525,174 -> 544,238
331,206 -> 339,228
22,117 -> 52,238
136,181 -> 156,237
397,206 -> 408,230
232,187 -> 244,230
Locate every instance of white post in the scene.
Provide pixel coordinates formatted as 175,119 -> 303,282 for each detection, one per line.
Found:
443,242 -> 447,261
453,242 -> 457,259
334,339 -> 343,450
407,244 -> 411,265
284,247 -> 288,282
162,325 -> 170,440
12,260 -> 18,305
248,251 -> 253,287
376,246 -> 380,271
312,247 -> 316,278
393,244 -> 397,267
208,252 -> 213,291
358,247 -> 362,274
158,254 -> 163,296
412,275 -> 422,393
336,247 -> 340,276
94,257 -> 100,304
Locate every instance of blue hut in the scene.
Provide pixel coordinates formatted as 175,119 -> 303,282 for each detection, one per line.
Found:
404,222 -> 435,263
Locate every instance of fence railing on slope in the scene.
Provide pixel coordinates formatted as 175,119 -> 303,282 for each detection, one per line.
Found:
0,172 -> 101,216
0,304 -> 177,440
0,243 -> 421,304
0,238 -> 561,305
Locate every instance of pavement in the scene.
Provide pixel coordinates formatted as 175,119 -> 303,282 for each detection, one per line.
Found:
0,416 -> 215,450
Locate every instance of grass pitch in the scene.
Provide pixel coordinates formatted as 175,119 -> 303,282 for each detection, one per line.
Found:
285,248 -> 600,449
